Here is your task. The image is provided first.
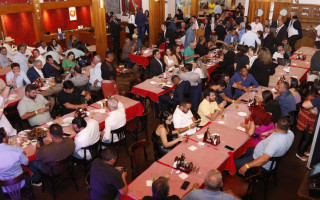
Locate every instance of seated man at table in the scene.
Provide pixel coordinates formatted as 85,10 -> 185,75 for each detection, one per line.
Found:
122,38 -> 136,69
65,65 -> 89,90
229,66 -> 259,99
184,41 -> 199,63
28,124 -> 75,185
17,84 -> 52,127
33,49 -> 46,67
42,55 -> 61,78
224,28 -> 239,45
195,36 -> 212,57
275,82 -> 296,117
0,47 -> 10,67
90,147 -> 128,200
213,45 -> 235,76
235,117 -> 294,176
198,88 -> 227,127
173,99 -> 199,136
179,63 -> 201,87
64,43 -> 85,59
6,62 -> 30,88
130,34 -> 143,52
40,73 -> 63,110
149,49 -> 166,78
183,169 -> 238,200
0,128 -> 30,189
142,176 -> 180,200
72,117 -> 100,159
158,75 -> 191,112
272,43 -> 285,63
89,55 -> 103,91
58,80 -> 91,115
27,60 -> 45,83
101,97 -> 126,144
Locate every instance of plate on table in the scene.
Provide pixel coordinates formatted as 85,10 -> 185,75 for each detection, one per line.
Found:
150,81 -> 158,85
63,117 -> 74,124
18,130 -> 30,137
61,123 -> 71,127
237,112 -> 247,117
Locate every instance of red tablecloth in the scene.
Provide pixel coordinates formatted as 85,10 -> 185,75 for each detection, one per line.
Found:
129,48 -> 164,69
0,67 -> 11,83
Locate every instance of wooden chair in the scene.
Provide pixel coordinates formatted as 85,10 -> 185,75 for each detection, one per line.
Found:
73,140 -> 101,174
101,125 -> 128,155
126,109 -> 149,141
84,172 -> 91,200
129,139 -> 152,180
288,102 -> 302,131
41,156 -> 79,200
0,170 -> 33,200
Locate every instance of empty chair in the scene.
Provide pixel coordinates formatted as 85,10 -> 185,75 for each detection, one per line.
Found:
129,140 -> 152,179
101,125 -> 128,155
126,109 -> 149,140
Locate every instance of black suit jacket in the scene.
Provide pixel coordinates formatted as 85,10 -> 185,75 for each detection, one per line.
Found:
277,25 -> 288,44
157,29 -> 175,47
195,43 -> 209,57
172,80 -> 191,103
110,20 -> 122,39
271,20 -> 278,28
222,50 -> 235,70
27,67 -> 42,83
293,20 -> 302,39
263,34 -> 277,55
149,58 -> 166,78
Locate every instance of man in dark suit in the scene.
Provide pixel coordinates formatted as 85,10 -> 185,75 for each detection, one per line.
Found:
213,45 -> 235,77
149,49 -> 166,78
27,60 -> 44,83
287,15 -> 302,53
156,23 -> 175,47
158,75 -> 191,112
42,55 -> 61,78
109,14 -> 122,60
276,19 -> 288,44
271,15 -> 283,28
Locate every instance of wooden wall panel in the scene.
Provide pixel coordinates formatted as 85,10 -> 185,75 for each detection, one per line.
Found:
272,2 -> 291,22
190,0 -> 198,18
149,0 -> 165,46
248,1 -> 270,23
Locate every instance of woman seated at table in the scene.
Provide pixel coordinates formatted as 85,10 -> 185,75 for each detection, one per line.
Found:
193,57 -> 208,88
259,90 -> 281,124
50,38 -> 63,55
289,77 -> 301,104
164,48 -> 179,71
62,52 -> 77,73
240,105 -> 274,146
173,45 -> 184,65
152,111 -> 185,158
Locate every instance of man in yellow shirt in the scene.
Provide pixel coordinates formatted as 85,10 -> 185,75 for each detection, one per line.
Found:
208,0 -> 216,14
198,88 -> 226,126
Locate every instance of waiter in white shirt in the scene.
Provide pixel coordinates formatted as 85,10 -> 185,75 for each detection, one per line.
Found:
287,15 -> 302,53
240,25 -> 261,54
250,17 -> 263,33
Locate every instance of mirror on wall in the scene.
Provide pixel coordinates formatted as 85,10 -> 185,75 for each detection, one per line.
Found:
280,8 -> 288,16
256,8 -> 263,17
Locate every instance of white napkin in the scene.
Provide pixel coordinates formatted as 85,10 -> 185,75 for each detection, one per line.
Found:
217,121 -> 225,124
146,180 -> 152,187
197,134 -> 204,139
198,142 -> 205,146
150,81 -> 158,85
98,101 -> 103,108
179,173 -> 189,180
236,126 -> 246,132
46,121 -> 54,126
188,145 -> 197,151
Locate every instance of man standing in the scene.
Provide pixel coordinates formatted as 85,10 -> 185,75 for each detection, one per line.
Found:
89,55 -> 103,91
101,97 -> 126,144
90,148 -> 128,200
287,15 -> 302,53
149,49 -> 166,78
250,17 -> 263,33
0,47 -> 10,67
224,28 -> 239,45
27,60 -> 44,83
156,23 -> 175,47
72,117 -> 100,159
198,88 -> 226,127
275,82 -> 296,117
172,99 -> 199,136
272,15 -> 283,28
168,17 -> 178,33
6,63 -> 30,88
240,25 -> 261,54
276,19 -> 288,45
158,75 -> 191,112
235,117 -> 294,176
195,22 -> 205,43
122,38 -> 136,69
135,8 -> 148,44
12,44 -> 29,73
184,22 -> 197,48
183,169 -> 238,200
184,41 -> 199,63
17,84 -> 52,127
42,55 -> 61,78
110,14 -> 122,60
58,80 -> 91,115
213,1 -> 222,15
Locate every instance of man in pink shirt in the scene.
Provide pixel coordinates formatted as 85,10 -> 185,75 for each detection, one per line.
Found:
250,17 -> 263,33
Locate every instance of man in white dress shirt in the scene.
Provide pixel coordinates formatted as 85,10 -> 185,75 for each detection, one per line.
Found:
38,41 -> 47,55
313,24 -> 320,42
240,25 -> 261,54
33,49 -> 46,67
72,117 -> 100,159
2,37 -> 16,60
101,97 -> 126,143
89,55 -> 102,91
6,63 -> 30,88
172,99 -> 199,136
250,17 -> 263,33
12,44 -> 29,73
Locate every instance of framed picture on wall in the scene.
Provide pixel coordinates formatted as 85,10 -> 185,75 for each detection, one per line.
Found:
121,0 -> 142,16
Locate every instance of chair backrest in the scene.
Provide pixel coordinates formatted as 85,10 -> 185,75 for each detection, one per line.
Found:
111,125 -> 126,144
44,156 -> 72,176
129,139 -> 150,177
84,172 -> 91,196
82,140 -> 101,161
267,156 -> 282,172
135,110 -> 149,132
0,171 -> 29,200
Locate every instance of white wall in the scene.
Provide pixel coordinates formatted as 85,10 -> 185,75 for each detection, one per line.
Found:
165,0 -> 176,20
292,0 -> 320,4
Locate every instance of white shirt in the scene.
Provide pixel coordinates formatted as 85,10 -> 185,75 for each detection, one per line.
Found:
172,106 -> 197,136
288,20 -> 299,38
213,5 -> 222,14
0,96 -> 17,136
74,119 -> 100,159
12,52 -> 28,73
211,17 -> 215,31
45,51 -> 61,64
272,51 -> 284,63
36,55 -> 46,67
276,25 -> 284,34
128,14 -> 136,26
2,43 -> 16,60
38,46 -> 47,55
89,62 -> 102,87
240,31 -> 261,47
34,66 -> 44,79
193,68 -> 204,79
102,102 -> 126,143
315,25 -> 320,41
6,71 -> 30,88
250,22 -> 263,33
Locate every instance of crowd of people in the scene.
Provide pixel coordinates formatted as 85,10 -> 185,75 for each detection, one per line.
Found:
0,0 -> 320,199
